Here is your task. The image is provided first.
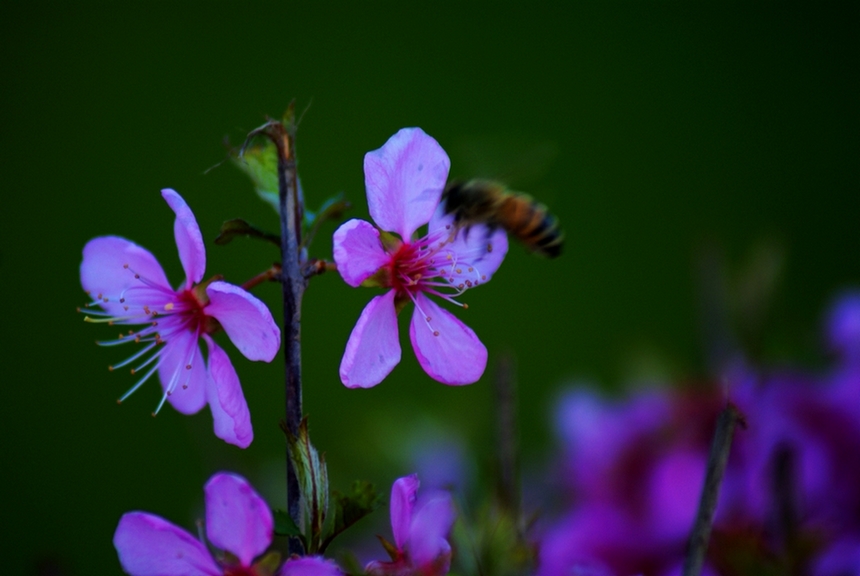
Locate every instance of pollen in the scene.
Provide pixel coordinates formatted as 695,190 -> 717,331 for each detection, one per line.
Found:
164,303 -> 174,311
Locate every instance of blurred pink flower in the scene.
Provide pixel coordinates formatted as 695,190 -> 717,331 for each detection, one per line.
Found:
333,128 -> 507,387
366,474 -> 456,576
114,472 -> 343,576
80,189 -> 280,447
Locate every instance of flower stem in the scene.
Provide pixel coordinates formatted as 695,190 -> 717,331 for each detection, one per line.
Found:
245,104 -> 305,555
682,402 -> 745,576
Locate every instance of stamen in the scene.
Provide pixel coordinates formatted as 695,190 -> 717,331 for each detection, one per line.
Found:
117,362 -> 161,404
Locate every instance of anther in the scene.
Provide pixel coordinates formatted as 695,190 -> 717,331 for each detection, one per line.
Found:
119,298 -> 125,303
151,322 -> 158,327
185,364 -> 192,370
135,274 -> 140,279
456,269 -> 462,274
481,275 -> 487,280
116,399 -> 122,405
108,366 -> 114,372
458,283 -> 465,289
123,264 -> 129,269
103,297 -> 109,303
97,293 -> 103,299
130,369 -> 136,375
426,316 -> 432,322
487,243 -> 493,252
433,331 -> 440,336
182,384 -> 188,389
123,305 -> 129,311
468,267 -> 474,272
164,303 -> 174,311
463,304 -> 469,309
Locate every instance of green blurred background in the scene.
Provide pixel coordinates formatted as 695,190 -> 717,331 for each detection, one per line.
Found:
2,3 -> 857,574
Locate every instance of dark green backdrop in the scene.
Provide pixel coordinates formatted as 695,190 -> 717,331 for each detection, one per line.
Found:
2,3 -> 857,574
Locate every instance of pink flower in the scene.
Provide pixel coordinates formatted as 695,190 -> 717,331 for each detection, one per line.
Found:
80,189 -> 280,448
114,472 -> 343,576
366,474 -> 456,576
333,128 -> 508,387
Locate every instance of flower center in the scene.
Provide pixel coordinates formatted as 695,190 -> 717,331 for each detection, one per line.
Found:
80,263 -> 221,414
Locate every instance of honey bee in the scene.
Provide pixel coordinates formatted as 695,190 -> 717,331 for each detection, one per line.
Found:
442,179 -> 563,258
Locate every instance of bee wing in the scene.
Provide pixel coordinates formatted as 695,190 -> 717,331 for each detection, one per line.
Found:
429,204 -> 509,284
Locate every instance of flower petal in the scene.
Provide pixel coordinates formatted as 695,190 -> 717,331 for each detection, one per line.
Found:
158,331 -> 207,415
390,474 -> 420,550
81,236 -> 172,316
429,207 -> 509,284
205,281 -> 281,362
364,128 -> 450,240
114,511 -> 219,576
203,335 -> 253,448
205,472 -> 273,567
407,491 -> 456,573
279,556 -> 345,576
409,294 -> 487,385
162,188 -> 206,289
339,290 -> 402,388
333,219 -> 390,287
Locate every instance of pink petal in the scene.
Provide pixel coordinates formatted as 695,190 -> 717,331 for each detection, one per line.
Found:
407,491 -> 455,573
162,188 -> 206,289
158,330 -> 207,415
81,236 -> 172,316
390,474 -> 420,550
332,219 -> 390,287
203,335 -> 253,448
429,206 -> 509,283
364,128 -> 450,240
205,281 -> 281,362
339,290 -> 401,388
279,556 -> 345,576
204,472 -> 273,567
114,512 -> 219,576
409,294 -> 487,385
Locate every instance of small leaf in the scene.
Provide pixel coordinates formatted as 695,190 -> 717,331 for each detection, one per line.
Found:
282,418 -> 329,553
233,139 -> 280,213
273,509 -> 302,537
214,219 -> 280,246
252,551 -> 282,576
320,480 -> 383,552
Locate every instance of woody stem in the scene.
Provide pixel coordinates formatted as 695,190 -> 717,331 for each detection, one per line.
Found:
250,104 -> 305,555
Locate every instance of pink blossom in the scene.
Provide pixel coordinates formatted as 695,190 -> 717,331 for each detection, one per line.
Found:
333,128 -> 508,387
114,472 -> 343,576
366,474 -> 456,576
80,189 -> 280,447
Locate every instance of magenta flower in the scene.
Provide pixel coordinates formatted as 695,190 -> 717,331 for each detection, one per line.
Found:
80,189 -> 280,447
333,128 -> 508,387
366,474 -> 456,576
114,472 -> 343,576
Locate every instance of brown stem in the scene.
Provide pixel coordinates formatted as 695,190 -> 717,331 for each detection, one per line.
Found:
244,104 -> 305,555
240,263 -> 282,292
682,402 -> 745,576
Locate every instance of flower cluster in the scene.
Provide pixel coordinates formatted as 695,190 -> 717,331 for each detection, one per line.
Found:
80,189 -> 280,447
536,293 -> 860,576
114,472 -> 342,576
333,127 -> 508,388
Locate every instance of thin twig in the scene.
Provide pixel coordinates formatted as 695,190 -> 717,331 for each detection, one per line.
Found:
682,402 -> 744,576
244,105 -> 306,555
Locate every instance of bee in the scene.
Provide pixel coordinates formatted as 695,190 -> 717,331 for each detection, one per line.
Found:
442,179 -> 563,258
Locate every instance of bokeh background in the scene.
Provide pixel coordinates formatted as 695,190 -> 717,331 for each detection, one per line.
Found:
2,3 -> 857,574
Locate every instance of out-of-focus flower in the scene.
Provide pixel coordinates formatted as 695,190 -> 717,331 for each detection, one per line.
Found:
332,128 -> 508,387
366,474 -> 456,576
80,189 -> 280,447
114,472 -> 341,576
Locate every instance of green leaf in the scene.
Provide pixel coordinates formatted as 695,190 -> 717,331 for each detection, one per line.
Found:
214,218 -> 280,246
321,480 -> 382,552
232,138 -> 280,213
272,509 -> 302,537
282,417 -> 329,553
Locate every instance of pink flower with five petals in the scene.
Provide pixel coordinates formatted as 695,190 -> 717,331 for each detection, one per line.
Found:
366,474 -> 456,576
333,128 -> 507,388
80,189 -> 280,448
114,472 -> 344,576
